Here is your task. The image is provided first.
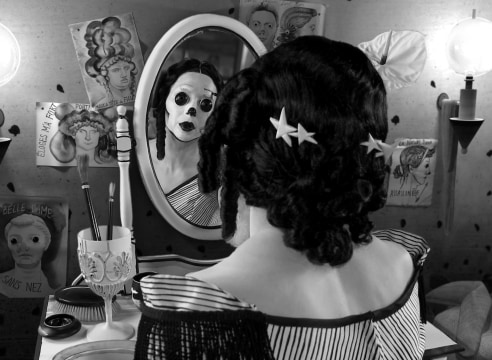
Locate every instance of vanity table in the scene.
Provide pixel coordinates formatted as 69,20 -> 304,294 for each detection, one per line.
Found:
34,295 -> 140,360
34,293 -> 464,360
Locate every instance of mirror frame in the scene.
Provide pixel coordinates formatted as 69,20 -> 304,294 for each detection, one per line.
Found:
134,14 -> 267,240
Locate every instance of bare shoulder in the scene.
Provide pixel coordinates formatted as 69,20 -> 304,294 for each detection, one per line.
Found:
190,236 -> 416,318
360,235 -> 414,282
349,236 -> 415,302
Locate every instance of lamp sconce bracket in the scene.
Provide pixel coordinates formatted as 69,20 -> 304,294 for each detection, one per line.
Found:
449,117 -> 483,154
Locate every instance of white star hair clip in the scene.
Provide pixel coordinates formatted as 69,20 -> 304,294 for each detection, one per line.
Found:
269,107 -> 318,147
361,133 -> 399,164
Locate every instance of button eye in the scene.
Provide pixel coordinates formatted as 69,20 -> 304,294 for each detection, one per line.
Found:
200,99 -> 213,113
175,92 -> 189,106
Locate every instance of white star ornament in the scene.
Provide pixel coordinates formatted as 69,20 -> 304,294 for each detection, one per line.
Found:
291,123 -> 318,145
269,107 -> 296,147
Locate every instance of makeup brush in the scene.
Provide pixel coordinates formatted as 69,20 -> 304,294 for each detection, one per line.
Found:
76,154 -> 101,241
107,181 -> 115,240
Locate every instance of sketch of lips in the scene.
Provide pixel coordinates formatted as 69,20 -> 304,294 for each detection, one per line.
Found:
179,121 -> 195,132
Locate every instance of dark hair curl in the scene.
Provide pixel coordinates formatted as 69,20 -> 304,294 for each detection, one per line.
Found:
198,36 -> 388,266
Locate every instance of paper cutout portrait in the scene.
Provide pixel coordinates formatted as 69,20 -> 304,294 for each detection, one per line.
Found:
386,139 -> 438,206
358,30 -> 427,91
69,13 -> 145,110
239,0 -> 325,51
0,195 -> 68,298
36,102 -> 118,167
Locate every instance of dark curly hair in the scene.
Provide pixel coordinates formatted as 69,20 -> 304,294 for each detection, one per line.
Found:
198,36 -> 388,266
154,58 -> 223,160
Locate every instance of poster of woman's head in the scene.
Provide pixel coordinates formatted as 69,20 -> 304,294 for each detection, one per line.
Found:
35,102 -> 118,167
69,13 -> 145,110
239,0 -> 326,51
0,196 -> 68,298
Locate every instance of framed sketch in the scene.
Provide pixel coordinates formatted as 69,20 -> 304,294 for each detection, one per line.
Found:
239,0 -> 326,51
35,102 -> 118,167
386,139 -> 438,206
69,13 -> 145,110
0,195 -> 69,298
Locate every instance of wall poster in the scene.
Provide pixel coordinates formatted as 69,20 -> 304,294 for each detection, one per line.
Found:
69,13 -> 145,110
0,195 -> 69,298
35,102 -> 118,167
386,139 -> 438,207
239,0 -> 326,51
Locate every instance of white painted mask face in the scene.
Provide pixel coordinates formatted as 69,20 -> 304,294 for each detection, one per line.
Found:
7,224 -> 50,268
165,72 -> 217,142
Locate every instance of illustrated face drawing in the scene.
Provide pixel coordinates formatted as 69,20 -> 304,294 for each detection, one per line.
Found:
107,60 -> 132,90
393,145 -> 435,187
5,215 -> 51,269
83,16 -> 139,109
299,16 -> 317,37
74,125 -> 101,152
248,9 -> 277,50
409,152 -> 431,185
165,72 -> 217,142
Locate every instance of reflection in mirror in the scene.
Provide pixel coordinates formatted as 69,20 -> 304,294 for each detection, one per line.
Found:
147,28 -> 260,231
134,14 -> 267,241
149,59 -> 222,228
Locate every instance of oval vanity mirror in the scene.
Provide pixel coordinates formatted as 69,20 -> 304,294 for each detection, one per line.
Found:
133,14 -> 267,240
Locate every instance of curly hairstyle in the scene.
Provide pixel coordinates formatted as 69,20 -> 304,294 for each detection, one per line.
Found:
393,145 -> 435,184
84,17 -> 138,101
198,36 -> 388,266
154,58 -> 223,160
276,7 -> 318,44
49,108 -> 117,164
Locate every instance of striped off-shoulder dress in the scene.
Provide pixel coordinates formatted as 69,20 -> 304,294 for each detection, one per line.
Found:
135,229 -> 429,360
166,175 -> 221,228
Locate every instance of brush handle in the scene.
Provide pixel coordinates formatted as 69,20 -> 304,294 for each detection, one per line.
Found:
82,184 -> 101,241
107,197 -> 114,240
71,273 -> 85,286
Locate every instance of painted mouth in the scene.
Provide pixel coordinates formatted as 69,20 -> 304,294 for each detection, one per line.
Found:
179,121 -> 195,132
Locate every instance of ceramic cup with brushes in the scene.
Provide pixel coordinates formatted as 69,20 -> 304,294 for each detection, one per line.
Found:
77,225 -> 134,341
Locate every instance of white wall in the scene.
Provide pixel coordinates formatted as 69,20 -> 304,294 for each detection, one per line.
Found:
0,0 -> 491,287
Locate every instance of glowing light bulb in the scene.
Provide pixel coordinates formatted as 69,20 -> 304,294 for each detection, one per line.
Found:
0,22 -> 20,87
446,10 -> 492,77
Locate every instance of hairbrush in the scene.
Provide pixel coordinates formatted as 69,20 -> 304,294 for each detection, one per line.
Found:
51,286 -> 120,322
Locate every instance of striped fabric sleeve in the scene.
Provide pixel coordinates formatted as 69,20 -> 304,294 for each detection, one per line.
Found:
372,229 -> 430,265
140,274 -> 257,312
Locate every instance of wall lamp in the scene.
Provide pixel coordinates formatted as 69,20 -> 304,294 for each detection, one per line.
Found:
0,21 -> 20,87
0,21 -> 19,163
441,9 -> 492,152
439,9 -> 492,234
